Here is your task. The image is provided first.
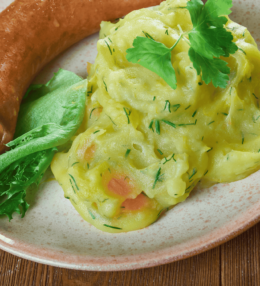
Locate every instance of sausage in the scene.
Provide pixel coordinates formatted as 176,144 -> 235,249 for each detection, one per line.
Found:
0,0 -> 163,154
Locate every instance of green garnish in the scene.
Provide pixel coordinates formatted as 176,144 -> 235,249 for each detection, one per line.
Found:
88,209 -> 96,219
125,149 -> 131,158
207,147 -> 213,152
126,0 -> 238,89
106,114 -> 117,126
153,96 -> 156,101
178,119 -> 197,126
253,93 -> 258,99
69,179 -> 76,194
163,153 -> 176,164
204,170 -> 209,176
108,37 -> 112,43
89,107 -> 102,119
87,163 -> 90,169
142,31 -> 154,40
103,224 -> 122,230
185,105 -> 191,110
71,162 -> 79,167
165,29 -> 169,35
161,120 -> 176,129
123,107 -> 131,124
198,82 -> 203,86
221,113 -> 228,116
87,86 -> 93,96
172,104 -> 181,112
192,110 -> 197,117
155,120 -> 160,135
93,130 -> 100,134
188,168 -> 197,180
152,167 -> 164,189
164,100 -> 171,113
157,149 -> 163,155
238,47 -> 246,55
208,121 -> 215,125
149,119 -> 154,132
65,197 -> 70,199
104,40 -> 112,55
103,80 -> 108,92
69,174 -> 79,191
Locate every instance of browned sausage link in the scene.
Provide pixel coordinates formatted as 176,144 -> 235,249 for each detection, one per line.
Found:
0,0 -> 163,154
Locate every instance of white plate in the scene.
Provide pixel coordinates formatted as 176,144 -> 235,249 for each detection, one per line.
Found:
0,0 -> 260,271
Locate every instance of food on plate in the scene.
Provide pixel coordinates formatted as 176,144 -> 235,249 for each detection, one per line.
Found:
51,0 -> 260,232
0,0 -> 163,154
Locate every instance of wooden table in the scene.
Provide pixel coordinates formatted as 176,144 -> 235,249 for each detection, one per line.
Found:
0,222 -> 259,286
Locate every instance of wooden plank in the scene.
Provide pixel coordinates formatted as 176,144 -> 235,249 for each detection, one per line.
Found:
221,223 -> 260,286
0,244 -> 220,286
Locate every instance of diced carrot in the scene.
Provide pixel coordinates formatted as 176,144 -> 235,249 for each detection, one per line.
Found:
107,177 -> 132,197
121,193 -> 149,211
84,144 -> 96,161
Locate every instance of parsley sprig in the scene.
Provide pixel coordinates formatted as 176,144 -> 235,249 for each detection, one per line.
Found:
126,0 -> 238,89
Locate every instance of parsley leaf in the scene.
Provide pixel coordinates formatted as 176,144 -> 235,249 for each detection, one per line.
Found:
126,37 -> 177,89
126,0 -> 238,89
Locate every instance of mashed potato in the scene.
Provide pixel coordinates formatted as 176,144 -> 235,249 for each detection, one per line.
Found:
51,0 -> 260,232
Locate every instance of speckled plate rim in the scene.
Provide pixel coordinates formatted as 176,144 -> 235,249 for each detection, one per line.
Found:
0,199 -> 259,271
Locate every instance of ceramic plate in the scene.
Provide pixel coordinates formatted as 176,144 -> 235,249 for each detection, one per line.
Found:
0,0 -> 260,271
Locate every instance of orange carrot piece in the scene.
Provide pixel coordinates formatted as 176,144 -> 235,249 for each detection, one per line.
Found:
107,177 -> 132,197
121,193 -> 149,211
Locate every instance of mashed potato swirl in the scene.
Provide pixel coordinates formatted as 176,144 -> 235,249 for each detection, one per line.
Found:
51,0 -> 260,232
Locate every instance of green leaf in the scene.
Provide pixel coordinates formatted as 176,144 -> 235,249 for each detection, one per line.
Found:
0,148 -> 55,220
126,37 -> 177,89
189,48 -> 230,88
0,69 -> 87,220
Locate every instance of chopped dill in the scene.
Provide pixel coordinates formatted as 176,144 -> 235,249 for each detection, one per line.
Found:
69,174 -> 79,191
188,168 -> 197,180
149,119 -> 154,132
172,104 -> 181,112
71,162 -> 79,167
108,37 -> 112,43
106,114 -> 117,126
185,105 -> 191,110
221,113 -> 228,116
204,170 -> 208,176
87,86 -> 93,96
248,77 -> 252,82
208,121 -> 215,125
103,224 -> 122,230
93,130 -> 100,134
155,120 -> 160,135
238,47 -> 246,55
164,100 -> 171,113
69,179 -> 76,194
87,163 -> 90,169
142,31 -> 154,40
207,147 -> 213,152
123,107 -> 131,124
161,119 -> 176,129
157,149 -> 163,155
192,110 -> 197,117
178,119 -> 197,126
115,26 -> 120,31
153,96 -> 156,101
104,40 -> 112,55
125,149 -> 131,158
253,93 -> 258,99
88,209 -> 96,220
165,29 -> 169,35
163,153 -> 176,164
103,80 -> 108,92
152,167 -> 164,189
198,82 -> 203,86
65,197 -> 70,199
89,107 -> 102,119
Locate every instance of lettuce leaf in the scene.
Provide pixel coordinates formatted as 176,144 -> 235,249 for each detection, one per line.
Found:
0,69 -> 87,219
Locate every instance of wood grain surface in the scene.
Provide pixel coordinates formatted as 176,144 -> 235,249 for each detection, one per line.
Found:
0,223 -> 259,286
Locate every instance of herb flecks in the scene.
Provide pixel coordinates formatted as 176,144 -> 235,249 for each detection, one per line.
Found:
69,174 -> 79,191
123,107 -> 131,124
155,120 -> 160,135
125,149 -> 131,158
164,100 -> 171,113
157,149 -> 163,155
88,209 -> 96,219
153,167 -> 164,189
103,224 -> 122,230
104,40 -> 112,55
103,80 -> 108,92
163,153 -> 176,165
93,130 -> 100,134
